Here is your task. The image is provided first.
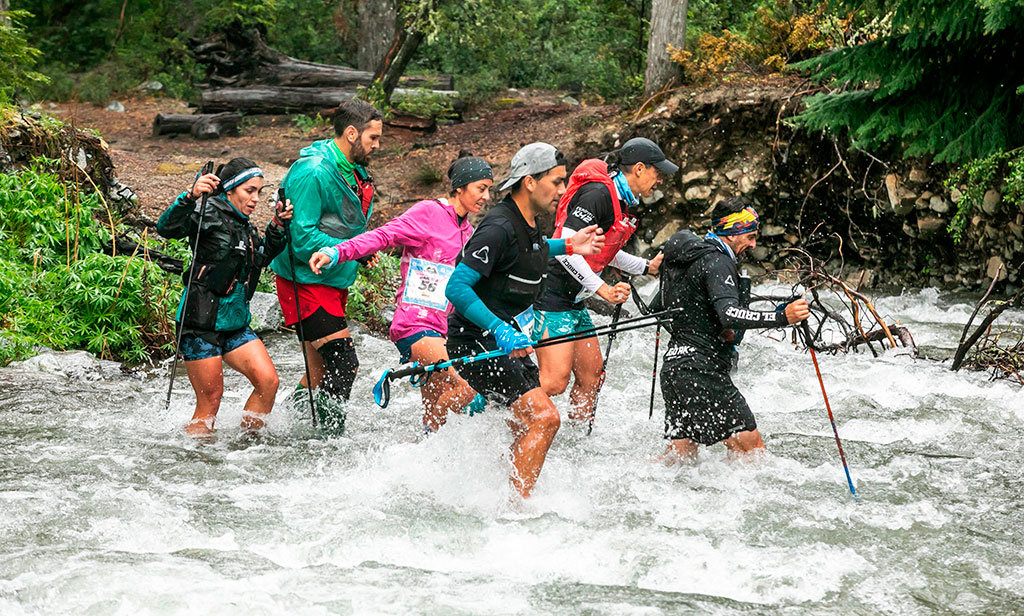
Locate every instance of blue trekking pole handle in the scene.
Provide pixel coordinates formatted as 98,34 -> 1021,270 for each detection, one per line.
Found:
371,308 -> 684,408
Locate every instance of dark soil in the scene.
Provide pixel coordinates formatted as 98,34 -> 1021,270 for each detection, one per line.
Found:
47,94 -> 620,229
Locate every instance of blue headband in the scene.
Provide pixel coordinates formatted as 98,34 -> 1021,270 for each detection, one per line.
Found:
222,167 -> 264,192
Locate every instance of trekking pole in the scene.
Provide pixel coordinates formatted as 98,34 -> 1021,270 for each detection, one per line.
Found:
278,188 -> 318,427
801,320 -> 859,501
588,272 -> 629,435
648,322 -> 660,419
373,308 -> 681,408
166,161 -> 214,408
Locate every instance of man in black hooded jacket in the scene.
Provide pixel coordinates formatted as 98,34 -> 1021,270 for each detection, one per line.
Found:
653,197 -> 810,462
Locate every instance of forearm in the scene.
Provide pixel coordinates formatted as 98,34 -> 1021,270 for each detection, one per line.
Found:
713,297 -> 786,329
554,227 -> 603,292
155,192 -> 198,239
545,238 -> 567,256
259,223 -> 288,264
609,250 -> 647,275
445,263 -> 503,331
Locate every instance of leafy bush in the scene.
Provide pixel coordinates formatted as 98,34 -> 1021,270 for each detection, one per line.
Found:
291,112 -> 331,134
391,89 -> 458,121
346,253 -> 400,335
946,149 -> 1024,243
0,165 -> 179,364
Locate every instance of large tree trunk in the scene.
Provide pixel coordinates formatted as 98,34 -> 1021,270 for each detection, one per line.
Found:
357,0 -> 397,72
374,0 -> 433,103
644,0 -> 687,98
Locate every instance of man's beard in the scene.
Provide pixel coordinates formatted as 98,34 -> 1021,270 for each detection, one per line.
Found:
351,139 -> 371,166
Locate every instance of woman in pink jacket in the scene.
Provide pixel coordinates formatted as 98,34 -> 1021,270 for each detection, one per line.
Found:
310,154 -> 493,432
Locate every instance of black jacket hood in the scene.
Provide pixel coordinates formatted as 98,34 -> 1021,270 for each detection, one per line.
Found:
663,229 -> 722,267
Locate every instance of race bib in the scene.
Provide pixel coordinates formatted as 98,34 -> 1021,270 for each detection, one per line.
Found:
402,258 -> 454,311
513,305 -> 535,338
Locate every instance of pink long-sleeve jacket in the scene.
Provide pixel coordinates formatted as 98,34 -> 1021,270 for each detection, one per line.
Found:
330,199 -> 473,342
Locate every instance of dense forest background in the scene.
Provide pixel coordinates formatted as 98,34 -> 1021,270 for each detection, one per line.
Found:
2,0 -> 1024,365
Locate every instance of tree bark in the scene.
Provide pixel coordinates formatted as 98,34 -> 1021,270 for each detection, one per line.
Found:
190,27 -> 452,90
199,87 -> 359,114
375,0 -> 433,103
357,0 -> 397,72
644,0 -> 687,98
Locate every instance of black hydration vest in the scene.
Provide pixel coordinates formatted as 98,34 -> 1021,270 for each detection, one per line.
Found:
466,200 -> 549,327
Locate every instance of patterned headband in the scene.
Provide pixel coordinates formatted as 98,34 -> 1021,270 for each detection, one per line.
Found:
222,167 -> 264,192
712,206 -> 759,236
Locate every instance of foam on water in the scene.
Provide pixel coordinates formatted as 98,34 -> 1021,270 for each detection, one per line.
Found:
2,290 -> 1024,614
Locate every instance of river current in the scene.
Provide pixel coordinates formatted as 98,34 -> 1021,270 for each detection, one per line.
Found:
2,287 -> 1023,615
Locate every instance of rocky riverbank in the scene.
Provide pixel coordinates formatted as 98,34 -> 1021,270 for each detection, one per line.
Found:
569,76 -> 1023,292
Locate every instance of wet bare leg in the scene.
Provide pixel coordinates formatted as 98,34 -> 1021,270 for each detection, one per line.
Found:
223,339 -> 280,432
724,429 -> 765,461
508,388 -> 561,498
566,336 -> 602,422
660,438 -> 700,465
184,356 -> 224,437
409,336 -> 477,431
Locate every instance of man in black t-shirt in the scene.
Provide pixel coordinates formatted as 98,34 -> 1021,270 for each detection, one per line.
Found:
444,143 -> 604,499
533,138 -> 677,426
654,197 -> 810,462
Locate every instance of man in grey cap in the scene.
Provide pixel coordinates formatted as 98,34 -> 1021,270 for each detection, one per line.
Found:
444,142 -> 606,499
533,136 -> 678,430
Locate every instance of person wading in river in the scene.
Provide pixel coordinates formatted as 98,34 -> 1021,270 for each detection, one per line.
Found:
156,158 -> 292,437
653,197 -> 810,462
533,137 -> 677,425
444,143 -> 605,499
271,99 -> 382,434
308,153 -> 491,433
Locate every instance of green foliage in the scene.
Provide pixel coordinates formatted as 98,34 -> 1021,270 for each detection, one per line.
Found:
391,88 -> 458,121
346,253 -> 401,335
0,165 -> 178,364
946,148 -> 1024,243
0,9 -> 49,102
417,0 -> 646,101
791,0 -> 1024,163
291,112 -> 331,134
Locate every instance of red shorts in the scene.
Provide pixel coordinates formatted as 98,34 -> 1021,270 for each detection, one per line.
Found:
275,275 -> 349,326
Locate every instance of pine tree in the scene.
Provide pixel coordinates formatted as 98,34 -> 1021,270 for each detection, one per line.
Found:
791,0 -> 1024,163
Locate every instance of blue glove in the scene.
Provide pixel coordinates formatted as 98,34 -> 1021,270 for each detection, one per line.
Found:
319,246 -> 340,267
493,322 -> 532,354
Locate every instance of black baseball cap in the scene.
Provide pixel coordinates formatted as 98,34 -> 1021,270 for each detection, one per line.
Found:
619,137 -> 678,176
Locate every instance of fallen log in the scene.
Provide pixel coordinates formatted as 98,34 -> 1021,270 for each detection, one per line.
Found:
199,87 -> 358,114
152,112 -> 243,140
200,86 -> 462,115
190,28 -> 453,91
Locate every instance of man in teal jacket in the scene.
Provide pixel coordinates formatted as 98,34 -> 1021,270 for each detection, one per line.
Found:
271,98 -> 383,433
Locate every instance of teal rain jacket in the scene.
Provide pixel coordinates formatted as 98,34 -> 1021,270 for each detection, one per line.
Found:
270,139 -> 375,289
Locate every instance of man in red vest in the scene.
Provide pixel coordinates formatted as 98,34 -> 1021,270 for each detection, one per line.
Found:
532,137 -> 678,425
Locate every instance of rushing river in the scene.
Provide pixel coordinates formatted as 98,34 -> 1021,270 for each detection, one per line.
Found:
2,287 -> 1023,615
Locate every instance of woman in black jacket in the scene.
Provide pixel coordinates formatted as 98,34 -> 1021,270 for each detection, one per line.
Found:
157,158 -> 292,437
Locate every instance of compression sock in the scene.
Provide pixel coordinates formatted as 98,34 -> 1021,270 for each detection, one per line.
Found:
316,338 -> 359,435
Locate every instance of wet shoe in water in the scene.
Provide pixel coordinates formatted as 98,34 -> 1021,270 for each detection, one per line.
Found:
315,391 -> 347,436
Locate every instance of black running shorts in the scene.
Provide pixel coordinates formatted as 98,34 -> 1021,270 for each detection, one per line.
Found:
296,307 -> 349,342
660,348 -> 756,445
447,336 -> 542,406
